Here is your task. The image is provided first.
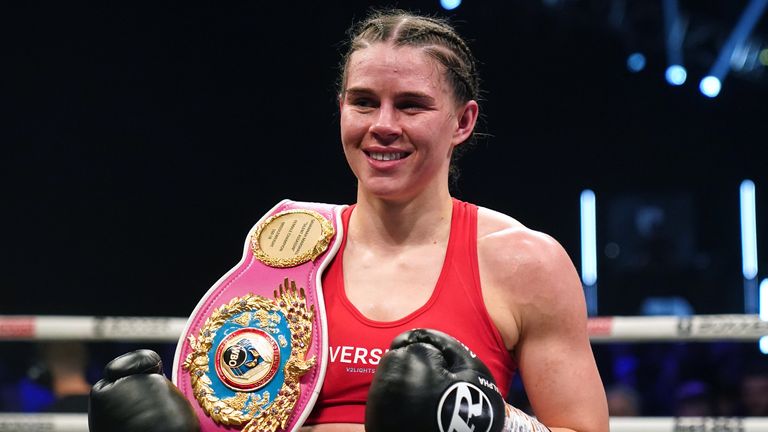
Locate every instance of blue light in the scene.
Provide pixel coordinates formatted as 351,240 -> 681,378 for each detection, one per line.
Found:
699,76 -> 722,97
761,279 -> 768,354
627,53 -> 646,72
702,0 -> 768,98
665,65 -> 687,85
580,190 -> 597,286
440,0 -> 462,10
662,0 -> 687,86
741,180 -> 758,279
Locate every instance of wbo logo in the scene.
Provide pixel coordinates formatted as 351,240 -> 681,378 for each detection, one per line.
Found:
215,328 -> 281,391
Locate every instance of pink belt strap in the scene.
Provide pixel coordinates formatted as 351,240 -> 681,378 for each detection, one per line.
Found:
172,200 -> 345,432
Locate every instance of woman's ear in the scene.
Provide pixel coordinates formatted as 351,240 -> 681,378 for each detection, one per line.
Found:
452,100 -> 479,146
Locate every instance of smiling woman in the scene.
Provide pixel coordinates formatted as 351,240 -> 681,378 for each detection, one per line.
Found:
87,8 -> 608,432
338,10 -> 482,185
339,41 -> 478,203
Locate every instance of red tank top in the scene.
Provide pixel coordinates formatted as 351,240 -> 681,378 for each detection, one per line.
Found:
305,199 -> 517,425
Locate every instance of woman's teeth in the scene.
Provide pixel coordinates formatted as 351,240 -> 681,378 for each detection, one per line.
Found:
369,152 -> 406,161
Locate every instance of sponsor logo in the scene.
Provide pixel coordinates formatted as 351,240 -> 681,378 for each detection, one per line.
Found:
677,317 -> 694,337
93,317 -> 175,339
437,382 -> 494,432
673,417 -> 744,432
677,316 -> 768,338
214,328 -> 280,391
477,376 -> 500,394
345,367 -> 377,374
329,346 -> 388,365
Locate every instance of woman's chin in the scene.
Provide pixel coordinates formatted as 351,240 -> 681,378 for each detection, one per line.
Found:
359,182 -> 413,202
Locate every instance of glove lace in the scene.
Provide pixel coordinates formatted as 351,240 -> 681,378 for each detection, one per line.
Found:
502,403 -> 551,432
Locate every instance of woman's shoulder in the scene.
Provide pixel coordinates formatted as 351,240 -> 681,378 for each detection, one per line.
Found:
475,205 -> 576,287
476,206 -> 556,251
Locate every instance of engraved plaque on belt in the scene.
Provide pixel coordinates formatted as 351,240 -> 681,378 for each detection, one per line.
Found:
251,210 -> 335,268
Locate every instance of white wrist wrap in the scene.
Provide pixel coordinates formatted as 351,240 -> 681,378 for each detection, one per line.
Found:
502,403 -> 551,432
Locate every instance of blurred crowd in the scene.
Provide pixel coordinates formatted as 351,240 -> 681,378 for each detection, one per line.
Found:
510,342 -> 768,417
0,341 -> 766,417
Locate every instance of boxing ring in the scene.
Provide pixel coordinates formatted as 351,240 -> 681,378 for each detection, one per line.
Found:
1,314 -> 767,431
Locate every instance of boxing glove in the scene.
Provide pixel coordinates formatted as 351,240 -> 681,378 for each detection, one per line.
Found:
365,328 -> 549,432
89,349 -> 200,432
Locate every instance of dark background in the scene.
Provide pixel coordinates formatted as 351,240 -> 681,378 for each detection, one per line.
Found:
3,1 -> 767,318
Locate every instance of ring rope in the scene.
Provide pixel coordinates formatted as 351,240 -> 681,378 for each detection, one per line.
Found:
609,417 -> 768,432
0,413 -> 87,432
0,314 -> 766,342
1,414 -> 767,432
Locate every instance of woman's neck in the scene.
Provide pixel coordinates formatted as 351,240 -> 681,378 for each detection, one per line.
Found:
350,187 -> 454,247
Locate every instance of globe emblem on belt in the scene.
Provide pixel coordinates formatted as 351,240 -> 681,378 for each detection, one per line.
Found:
214,328 -> 280,391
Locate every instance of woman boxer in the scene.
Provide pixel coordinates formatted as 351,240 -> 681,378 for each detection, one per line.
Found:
301,10 -> 607,432
89,9 -> 608,432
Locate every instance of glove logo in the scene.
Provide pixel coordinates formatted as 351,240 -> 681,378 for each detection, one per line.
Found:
215,328 -> 280,391
437,382 -> 494,432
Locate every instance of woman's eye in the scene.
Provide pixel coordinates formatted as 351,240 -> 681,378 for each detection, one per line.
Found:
399,102 -> 424,111
351,98 -> 375,108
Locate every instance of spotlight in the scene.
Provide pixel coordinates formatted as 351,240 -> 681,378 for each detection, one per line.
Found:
627,53 -> 646,72
699,76 -> 722,97
761,279 -> 767,321
741,180 -> 758,280
580,190 -> 597,286
759,48 -> 768,66
760,279 -> 767,354
440,0 -> 462,10
662,0 -> 687,86
701,0 -> 768,98
665,65 -> 687,85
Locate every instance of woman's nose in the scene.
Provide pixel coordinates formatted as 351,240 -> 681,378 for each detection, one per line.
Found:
369,105 -> 401,143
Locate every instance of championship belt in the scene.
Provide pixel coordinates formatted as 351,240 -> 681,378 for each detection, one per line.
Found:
172,200 -> 345,432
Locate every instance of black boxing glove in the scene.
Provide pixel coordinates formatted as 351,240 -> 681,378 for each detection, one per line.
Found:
89,349 -> 200,432
365,329 -> 550,432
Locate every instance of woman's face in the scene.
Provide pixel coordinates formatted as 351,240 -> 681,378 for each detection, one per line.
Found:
340,43 -> 477,202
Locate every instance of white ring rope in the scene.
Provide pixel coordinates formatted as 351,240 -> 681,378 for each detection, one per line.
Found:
0,316 -> 186,342
0,314 -> 766,342
1,414 -> 767,432
1,318 -> 766,431
0,413 -> 87,432
588,314 -> 768,342
610,417 -> 768,432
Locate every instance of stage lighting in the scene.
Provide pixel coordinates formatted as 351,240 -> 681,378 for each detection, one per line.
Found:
662,0 -> 687,86
741,180 -> 758,280
580,190 -> 597,286
701,0 -> 768,98
627,53 -> 646,72
665,65 -> 687,85
759,48 -> 768,66
581,189 -> 598,316
761,279 -> 768,320
760,279 -> 767,354
699,76 -> 722,97
742,180 -> 759,315
440,0 -> 462,10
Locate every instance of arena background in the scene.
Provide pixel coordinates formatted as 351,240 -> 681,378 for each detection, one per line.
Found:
3,0 -> 768,421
